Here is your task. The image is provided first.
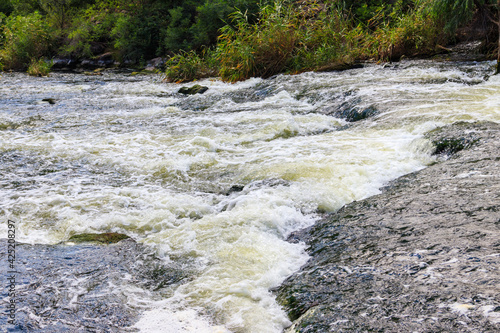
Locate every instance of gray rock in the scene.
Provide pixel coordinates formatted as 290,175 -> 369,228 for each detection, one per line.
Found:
0,239 -> 191,331
178,84 -> 209,95
276,121 -> 500,332
145,57 -> 165,71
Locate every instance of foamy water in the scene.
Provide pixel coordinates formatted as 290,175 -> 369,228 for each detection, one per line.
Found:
1,60 -> 499,332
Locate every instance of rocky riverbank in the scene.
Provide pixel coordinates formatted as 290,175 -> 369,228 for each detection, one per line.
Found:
276,121 -> 500,332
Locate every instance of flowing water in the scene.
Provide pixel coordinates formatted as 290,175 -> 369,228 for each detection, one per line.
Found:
1,60 -> 499,332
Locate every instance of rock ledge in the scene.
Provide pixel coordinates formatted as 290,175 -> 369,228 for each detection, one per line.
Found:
276,121 -> 500,332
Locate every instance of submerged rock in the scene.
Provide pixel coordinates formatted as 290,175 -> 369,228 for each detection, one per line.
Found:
178,84 -> 209,95
68,232 -> 130,244
335,103 -> 378,122
276,122 -> 500,332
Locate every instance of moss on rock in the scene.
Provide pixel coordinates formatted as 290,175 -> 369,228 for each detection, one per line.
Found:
68,232 -> 130,244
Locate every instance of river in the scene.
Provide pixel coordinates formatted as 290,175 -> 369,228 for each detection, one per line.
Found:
1,60 -> 499,332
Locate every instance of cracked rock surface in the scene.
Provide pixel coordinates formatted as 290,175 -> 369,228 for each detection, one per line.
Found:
276,122 -> 500,332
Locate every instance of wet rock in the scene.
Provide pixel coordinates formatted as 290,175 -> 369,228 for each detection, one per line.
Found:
96,52 -> 115,68
276,122 -> 500,332
335,104 -> 378,122
0,239 -> 191,332
319,92 -> 378,122
225,184 -> 245,195
78,53 -> 118,71
178,85 -> 209,95
51,58 -> 77,70
145,57 -> 165,71
68,232 -> 130,244
80,59 -> 98,69
316,61 -> 364,72
427,124 -> 480,156
42,98 -> 56,105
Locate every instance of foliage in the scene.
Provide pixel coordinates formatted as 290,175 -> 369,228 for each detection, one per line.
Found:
61,3 -> 117,58
111,12 -> 159,62
9,0 -> 42,14
0,11 -> 53,69
164,48 -> 218,82
190,0 -> 263,48
216,1 -> 301,81
27,57 -> 52,76
0,0 -> 497,76
425,0 -> 479,35
215,0 -> 367,81
363,1 -> 443,60
0,0 -> 14,15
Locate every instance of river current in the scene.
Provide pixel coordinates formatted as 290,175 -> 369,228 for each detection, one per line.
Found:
1,60 -> 499,332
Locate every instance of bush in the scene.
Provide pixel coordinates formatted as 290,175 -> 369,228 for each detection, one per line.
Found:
112,12 -> 161,62
0,11 -> 53,69
216,1 -> 301,81
364,2 -> 445,60
216,0 -> 362,82
0,0 -> 14,16
61,6 -> 117,58
27,57 -> 51,76
164,49 -> 218,82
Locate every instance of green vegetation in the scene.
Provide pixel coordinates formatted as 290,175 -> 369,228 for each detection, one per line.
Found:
27,57 -> 52,76
0,0 -> 499,79
68,232 -> 130,244
167,0 -> 500,82
0,11 -> 53,69
164,49 -> 218,82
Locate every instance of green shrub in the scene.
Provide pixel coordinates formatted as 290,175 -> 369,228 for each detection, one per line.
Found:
0,0 -> 14,16
9,0 -> 42,15
27,57 -> 51,76
112,12 -> 160,62
0,11 -> 53,69
61,5 -> 118,58
216,0 -> 361,82
189,0 -> 263,48
364,1 -> 445,61
216,1 -> 301,81
164,49 -> 218,82
288,4 -> 363,72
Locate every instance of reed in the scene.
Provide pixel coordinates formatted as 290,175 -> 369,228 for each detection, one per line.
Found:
27,58 -> 52,76
164,49 -> 218,83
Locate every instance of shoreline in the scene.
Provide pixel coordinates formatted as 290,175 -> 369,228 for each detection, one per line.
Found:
3,40 -> 491,79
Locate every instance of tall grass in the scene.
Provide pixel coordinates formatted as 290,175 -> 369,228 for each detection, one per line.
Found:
164,0 -> 477,82
214,0 -> 370,82
216,1 -> 300,81
163,49 -> 219,82
27,58 -> 52,76
364,2 -> 444,61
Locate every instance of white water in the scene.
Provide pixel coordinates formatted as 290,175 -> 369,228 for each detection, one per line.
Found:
1,60 -> 499,332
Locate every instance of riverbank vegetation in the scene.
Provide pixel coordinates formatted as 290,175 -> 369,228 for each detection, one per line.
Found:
1,0 -> 499,81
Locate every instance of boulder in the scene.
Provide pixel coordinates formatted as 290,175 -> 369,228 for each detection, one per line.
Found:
42,98 -> 56,104
178,84 -> 209,95
336,104 -> 378,122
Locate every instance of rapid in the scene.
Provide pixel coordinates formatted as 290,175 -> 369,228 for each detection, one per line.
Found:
1,60 -> 499,332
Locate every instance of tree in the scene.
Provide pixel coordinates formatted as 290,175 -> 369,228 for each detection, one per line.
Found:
39,0 -> 73,29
